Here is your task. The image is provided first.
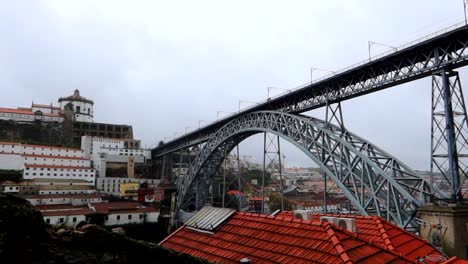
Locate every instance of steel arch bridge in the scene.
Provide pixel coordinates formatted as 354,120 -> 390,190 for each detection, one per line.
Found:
177,111 -> 431,229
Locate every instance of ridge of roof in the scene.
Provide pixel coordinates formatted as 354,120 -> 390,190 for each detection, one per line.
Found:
322,222 -> 352,264
373,216 -> 395,251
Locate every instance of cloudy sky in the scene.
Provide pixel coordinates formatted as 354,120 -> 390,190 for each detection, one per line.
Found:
0,0 -> 466,170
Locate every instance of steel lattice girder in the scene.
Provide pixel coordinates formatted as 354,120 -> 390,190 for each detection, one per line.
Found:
177,111 -> 431,229
153,24 -> 468,157
431,70 -> 468,199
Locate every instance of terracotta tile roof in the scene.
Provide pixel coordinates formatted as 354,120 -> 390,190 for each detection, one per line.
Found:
32,103 -> 61,110
0,152 -> 21,155
91,201 -> 157,214
0,141 -> 21,145
25,164 -> 93,170
276,211 -> 446,263
160,210 -> 416,264
443,257 -> 468,264
58,89 -> 93,104
36,204 -> 89,210
23,194 -> 103,199
23,153 -> 89,160
41,208 -> 93,217
0,107 -> 62,117
226,190 -> 244,195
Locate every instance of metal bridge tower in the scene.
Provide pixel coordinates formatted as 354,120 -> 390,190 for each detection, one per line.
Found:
431,70 -> 468,201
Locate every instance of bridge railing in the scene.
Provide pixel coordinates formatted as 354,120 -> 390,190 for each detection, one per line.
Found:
267,20 -> 467,101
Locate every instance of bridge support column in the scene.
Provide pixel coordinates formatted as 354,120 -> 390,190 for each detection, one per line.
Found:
322,101 -> 346,213
161,155 -> 166,181
431,70 -> 468,201
262,132 -> 284,213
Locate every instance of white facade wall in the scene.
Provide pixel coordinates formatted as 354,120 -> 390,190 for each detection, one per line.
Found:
21,146 -> 85,158
2,185 -> 19,193
81,136 -> 151,178
44,215 -> 87,228
27,196 -> 102,206
0,153 -> 23,170
97,178 -> 160,196
0,111 -> 63,123
42,211 -> 158,228
102,153 -> 145,163
31,105 -> 60,115
0,143 -> 95,183
33,179 -> 94,186
0,143 -> 21,154
39,189 -> 96,195
24,156 -> 90,167
104,211 -> 159,226
24,166 -> 95,184
59,100 -> 93,122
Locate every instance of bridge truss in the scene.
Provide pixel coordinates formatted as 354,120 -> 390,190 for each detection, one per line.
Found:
177,111 -> 431,229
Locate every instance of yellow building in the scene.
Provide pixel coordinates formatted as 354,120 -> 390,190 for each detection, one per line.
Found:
120,182 -> 139,198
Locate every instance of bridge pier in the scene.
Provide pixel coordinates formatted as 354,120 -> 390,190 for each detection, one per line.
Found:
431,70 -> 468,201
261,132 -> 284,213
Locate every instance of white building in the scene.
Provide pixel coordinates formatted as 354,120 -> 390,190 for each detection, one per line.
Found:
25,193 -> 104,206
58,89 -> 94,123
0,89 -> 94,124
81,136 -> 151,178
33,197 -> 159,228
0,107 -> 64,123
0,142 -> 96,185
96,177 -> 160,196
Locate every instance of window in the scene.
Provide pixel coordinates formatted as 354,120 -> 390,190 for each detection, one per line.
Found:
139,214 -> 143,219
72,217 -> 77,222
45,218 -> 50,224
116,215 -> 120,220
59,218 -> 64,223
128,215 -> 132,220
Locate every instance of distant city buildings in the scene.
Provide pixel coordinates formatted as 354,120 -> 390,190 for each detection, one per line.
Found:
0,89 -> 134,148
0,141 -> 96,186
81,135 -> 151,178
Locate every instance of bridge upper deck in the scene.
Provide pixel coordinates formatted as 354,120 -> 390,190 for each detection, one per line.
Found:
153,21 -> 468,157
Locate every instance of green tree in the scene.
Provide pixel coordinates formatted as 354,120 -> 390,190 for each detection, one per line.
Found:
268,193 -> 293,211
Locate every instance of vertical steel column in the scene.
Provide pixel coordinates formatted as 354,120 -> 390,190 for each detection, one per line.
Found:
323,100 -> 345,212
442,71 -> 461,200
237,145 -> 242,192
431,70 -> 468,201
178,150 -> 183,177
222,149 -> 227,208
323,172 -> 327,213
277,136 -> 284,210
161,155 -> 166,181
261,132 -> 266,214
262,132 -> 284,212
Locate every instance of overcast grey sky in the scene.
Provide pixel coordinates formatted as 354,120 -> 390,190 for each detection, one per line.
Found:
0,0 -> 466,170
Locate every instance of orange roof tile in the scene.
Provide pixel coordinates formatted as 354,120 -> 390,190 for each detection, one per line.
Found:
276,211 -> 446,263
0,141 -> 21,145
0,107 -> 62,117
91,201 -> 157,214
160,210 -> 416,264
23,194 -> 102,199
32,103 -> 61,110
41,209 -> 93,217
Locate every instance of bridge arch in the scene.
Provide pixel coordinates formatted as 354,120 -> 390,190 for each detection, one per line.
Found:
177,111 -> 430,228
